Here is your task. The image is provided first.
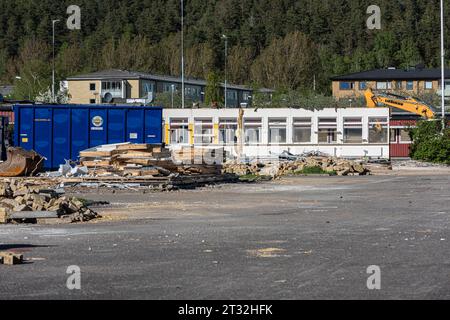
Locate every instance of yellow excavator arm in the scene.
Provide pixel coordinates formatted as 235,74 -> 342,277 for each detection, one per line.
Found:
364,88 -> 435,119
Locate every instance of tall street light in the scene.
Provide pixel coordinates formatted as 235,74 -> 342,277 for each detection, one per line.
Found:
222,34 -> 228,108
181,0 -> 185,109
440,0 -> 446,133
52,19 -> 60,103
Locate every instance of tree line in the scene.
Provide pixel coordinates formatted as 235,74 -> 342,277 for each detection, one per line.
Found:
0,0 -> 449,100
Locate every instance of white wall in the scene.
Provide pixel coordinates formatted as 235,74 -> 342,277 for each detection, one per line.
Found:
163,108 -> 390,159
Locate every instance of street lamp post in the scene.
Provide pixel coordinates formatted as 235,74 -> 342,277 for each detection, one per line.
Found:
222,35 -> 228,108
52,19 -> 60,104
181,0 -> 185,109
440,0 -> 446,132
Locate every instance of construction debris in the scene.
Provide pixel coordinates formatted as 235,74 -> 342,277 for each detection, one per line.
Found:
0,180 -> 99,224
0,147 -> 44,177
223,157 -> 373,177
79,144 -> 227,176
0,252 -> 24,265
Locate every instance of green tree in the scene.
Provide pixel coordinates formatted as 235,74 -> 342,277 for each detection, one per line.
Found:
205,71 -> 223,107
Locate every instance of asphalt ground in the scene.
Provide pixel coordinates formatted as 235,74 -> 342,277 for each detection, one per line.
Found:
0,174 -> 449,300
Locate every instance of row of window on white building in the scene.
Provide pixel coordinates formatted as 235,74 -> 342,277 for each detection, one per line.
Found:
169,117 -> 390,145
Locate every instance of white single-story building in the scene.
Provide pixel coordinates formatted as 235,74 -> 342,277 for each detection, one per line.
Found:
163,108 -> 391,159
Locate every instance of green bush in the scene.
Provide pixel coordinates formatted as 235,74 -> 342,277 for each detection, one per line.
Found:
295,166 -> 336,175
410,121 -> 450,165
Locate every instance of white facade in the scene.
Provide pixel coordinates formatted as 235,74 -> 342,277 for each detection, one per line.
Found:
163,108 -> 391,159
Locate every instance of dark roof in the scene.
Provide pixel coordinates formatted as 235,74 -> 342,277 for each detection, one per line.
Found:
67,69 -> 255,91
331,68 -> 450,81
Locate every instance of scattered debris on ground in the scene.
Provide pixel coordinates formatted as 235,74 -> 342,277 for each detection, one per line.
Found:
392,159 -> 450,169
223,157 -> 375,177
0,252 -> 24,265
0,180 -> 100,224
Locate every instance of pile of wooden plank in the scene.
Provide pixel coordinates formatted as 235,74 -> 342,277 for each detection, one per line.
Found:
79,143 -> 224,177
80,143 -> 174,175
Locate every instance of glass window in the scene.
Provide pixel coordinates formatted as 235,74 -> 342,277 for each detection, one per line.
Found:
318,118 -> 337,144
226,90 -> 238,100
339,82 -> 354,90
243,92 -> 251,101
194,118 -> 214,145
376,81 -> 392,90
359,82 -> 367,90
219,118 -> 237,144
425,81 -> 433,90
268,118 -> 287,144
396,81 -> 403,90
170,118 -> 189,145
406,81 -> 414,90
293,118 -> 311,143
390,129 -> 397,143
90,83 -> 96,91
400,129 -> 412,142
164,83 -> 177,92
343,118 -> 363,143
369,117 -> 389,143
244,119 -> 262,144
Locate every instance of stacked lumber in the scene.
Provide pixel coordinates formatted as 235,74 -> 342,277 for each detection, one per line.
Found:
80,143 -> 175,175
79,143 -> 224,178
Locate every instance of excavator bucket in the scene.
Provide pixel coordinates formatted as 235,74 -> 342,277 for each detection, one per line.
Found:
0,147 -> 44,177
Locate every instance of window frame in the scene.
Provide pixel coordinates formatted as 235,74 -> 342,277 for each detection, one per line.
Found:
343,118 -> 363,144
169,118 -> 190,145
244,118 -> 262,144
368,117 -> 389,144
268,118 -> 287,144
318,118 -> 338,144
293,118 -> 312,144
219,118 -> 238,145
339,82 -> 354,91
194,118 -> 214,145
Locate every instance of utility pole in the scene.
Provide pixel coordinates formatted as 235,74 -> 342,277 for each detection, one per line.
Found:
181,0 -> 185,109
441,0 -> 446,133
222,34 -> 228,108
52,19 -> 60,104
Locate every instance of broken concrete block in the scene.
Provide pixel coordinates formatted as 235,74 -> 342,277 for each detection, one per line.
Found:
13,204 -> 32,212
0,208 -> 10,224
0,252 -> 24,265
1,198 -> 18,209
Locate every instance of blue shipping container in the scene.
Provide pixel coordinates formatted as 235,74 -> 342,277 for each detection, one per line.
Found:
14,104 -> 163,169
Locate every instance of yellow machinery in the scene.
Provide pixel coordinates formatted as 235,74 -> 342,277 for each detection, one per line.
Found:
364,88 -> 435,119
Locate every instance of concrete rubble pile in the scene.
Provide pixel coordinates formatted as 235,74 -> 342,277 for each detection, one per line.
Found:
0,180 -> 99,224
223,157 -> 372,177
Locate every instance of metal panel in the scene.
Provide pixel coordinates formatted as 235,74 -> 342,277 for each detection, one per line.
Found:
17,107 -> 34,150
145,109 -> 162,144
34,108 -> 52,168
71,108 -> 89,161
53,108 -> 70,168
108,108 -> 126,144
126,109 -> 144,143
89,109 -> 108,148
13,105 -> 163,169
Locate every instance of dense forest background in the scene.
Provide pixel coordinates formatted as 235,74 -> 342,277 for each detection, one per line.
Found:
0,0 -> 449,98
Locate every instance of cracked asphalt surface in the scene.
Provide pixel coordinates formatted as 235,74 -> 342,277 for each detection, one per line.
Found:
0,174 -> 449,300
